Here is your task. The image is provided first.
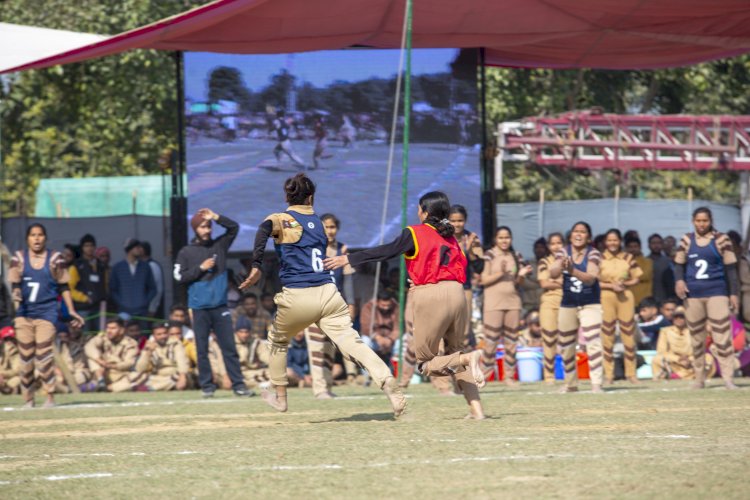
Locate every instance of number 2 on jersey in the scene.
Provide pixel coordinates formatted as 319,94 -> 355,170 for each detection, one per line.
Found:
694,259 -> 709,280
311,249 -> 324,272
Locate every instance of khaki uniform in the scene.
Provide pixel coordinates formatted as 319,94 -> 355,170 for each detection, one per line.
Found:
630,255 -> 653,307
538,255 -> 562,381
675,232 -> 737,385
236,334 -> 270,388
327,240 -> 358,380
599,251 -> 642,380
135,337 -> 190,391
85,333 -> 144,392
304,326 -> 335,396
0,341 -> 21,394
56,336 -> 92,393
481,248 -> 523,380
652,325 -> 695,379
738,256 -> 750,324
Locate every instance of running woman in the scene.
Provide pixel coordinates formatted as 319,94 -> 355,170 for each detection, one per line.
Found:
312,115 -> 333,170
537,232 -> 564,383
550,221 -> 605,393
272,109 -> 305,169
480,226 -> 532,385
674,207 -> 739,390
599,229 -> 642,384
239,174 -> 406,416
325,191 -> 487,419
8,224 -> 84,407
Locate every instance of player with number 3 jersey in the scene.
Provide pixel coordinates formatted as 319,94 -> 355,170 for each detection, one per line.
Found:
674,207 -> 739,389
8,223 -> 84,408
240,173 -> 406,416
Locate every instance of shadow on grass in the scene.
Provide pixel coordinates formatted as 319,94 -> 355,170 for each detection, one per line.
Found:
311,412 -> 395,423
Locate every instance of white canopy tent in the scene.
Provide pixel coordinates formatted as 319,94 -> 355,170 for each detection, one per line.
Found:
0,22 -> 108,74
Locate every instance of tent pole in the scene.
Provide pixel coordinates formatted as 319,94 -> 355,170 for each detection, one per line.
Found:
397,0 -> 413,378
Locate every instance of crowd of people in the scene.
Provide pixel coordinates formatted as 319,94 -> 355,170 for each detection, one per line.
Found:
1,178 -> 748,410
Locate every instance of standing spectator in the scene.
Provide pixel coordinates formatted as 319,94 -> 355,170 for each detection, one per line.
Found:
663,236 -> 677,259
234,294 -> 273,339
626,236 -> 653,308
727,230 -> 750,324
520,238 -> 547,312
0,326 -> 20,394
320,213 -> 356,318
599,229 -> 642,384
359,289 -> 399,365
110,239 -> 156,323
61,243 -> 79,269
85,317 -> 145,392
481,226 -> 532,385
141,241 -> 164,319
69,234 -> 106,333
636,297 -> 670,350
173,208 -> 253,397
647,234 -> 674,303
538,232 -> 564,383
448,204 -> 484,345
8,223 -> 84,408
0,239 -> 15,330
95,246 -> 112,314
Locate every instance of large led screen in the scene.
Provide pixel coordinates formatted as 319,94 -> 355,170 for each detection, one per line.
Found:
185,48 -> 481,250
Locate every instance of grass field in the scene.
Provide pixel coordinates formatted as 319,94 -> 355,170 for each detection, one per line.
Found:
1,380 -> 748,499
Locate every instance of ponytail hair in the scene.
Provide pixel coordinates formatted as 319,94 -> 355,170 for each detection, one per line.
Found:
419,191 -> 454,238
284,173 -> 316,205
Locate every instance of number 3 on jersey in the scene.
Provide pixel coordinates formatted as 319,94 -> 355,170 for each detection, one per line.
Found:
694,259 -> 709,280
311,249 -> 324,272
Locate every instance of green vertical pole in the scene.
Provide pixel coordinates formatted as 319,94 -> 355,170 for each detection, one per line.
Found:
397,0 -> 413,378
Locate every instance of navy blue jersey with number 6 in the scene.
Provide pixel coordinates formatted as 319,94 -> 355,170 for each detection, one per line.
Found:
277,210 -> 335,289
685,234 -> 727,298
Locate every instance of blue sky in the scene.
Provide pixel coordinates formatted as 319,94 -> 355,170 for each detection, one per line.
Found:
184,48 -> 459,101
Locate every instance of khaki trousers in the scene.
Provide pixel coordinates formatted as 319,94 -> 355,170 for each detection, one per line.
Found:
685,296 -> 735,384
482,309 -> 521,379
558,304 -> 603,388
539,300 -> 560,382
268,284 -> 392,388
601,290 -> 637,380
14,317 -> 57,397
305,326 -> 335,396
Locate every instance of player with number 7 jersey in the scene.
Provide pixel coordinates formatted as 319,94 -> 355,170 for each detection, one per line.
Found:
239,173 -> 406,417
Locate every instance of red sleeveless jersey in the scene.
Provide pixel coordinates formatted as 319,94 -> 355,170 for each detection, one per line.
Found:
405,224 -> 467,286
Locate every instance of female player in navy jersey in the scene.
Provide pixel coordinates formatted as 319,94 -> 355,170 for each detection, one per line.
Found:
239,173 -> 406,416
325,191 -> 487,419
9,224 -> 84,408
674,207 -> 739,389
549,221 -> 604,393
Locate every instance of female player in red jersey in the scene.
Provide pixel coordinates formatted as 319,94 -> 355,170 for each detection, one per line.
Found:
325,192 -> 487,419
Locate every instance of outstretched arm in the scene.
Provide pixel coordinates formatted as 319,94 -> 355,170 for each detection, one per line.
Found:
326,229 -> 414,270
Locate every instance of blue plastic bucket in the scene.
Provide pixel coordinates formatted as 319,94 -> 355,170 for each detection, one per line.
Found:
554,354 -> 564,380
517,347 -> 543,382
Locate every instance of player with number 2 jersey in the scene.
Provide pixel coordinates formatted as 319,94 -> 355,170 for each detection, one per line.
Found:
240,173 -> 406,416
674,207 -> 739,389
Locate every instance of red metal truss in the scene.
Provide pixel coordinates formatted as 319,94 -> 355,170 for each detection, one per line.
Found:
498,111 -> 750,171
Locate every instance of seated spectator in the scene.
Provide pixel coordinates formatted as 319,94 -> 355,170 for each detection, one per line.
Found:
260,292 -> 276,318
85,318 -> 145,392
359,289 -> 399,365
287,331 -> 312,388
208,333 -> 231,390
235,316 -> 270,389
520,310 -> 543,348
636,297 -> 671,350
169,320 -> 197,375
169,304 -> 195,340
0,326 -> 20,394
653,306 -> 715,380
135,322 -> 190,391
55,321 -> 94,393
232,293 -> 273,339
660,297 -> 679,323
125,320 -> 147,351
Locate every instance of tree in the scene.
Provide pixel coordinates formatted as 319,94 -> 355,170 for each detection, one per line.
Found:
207,66 -> 252,111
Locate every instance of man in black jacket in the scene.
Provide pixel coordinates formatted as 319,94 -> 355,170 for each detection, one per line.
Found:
174,208 -> 252,397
